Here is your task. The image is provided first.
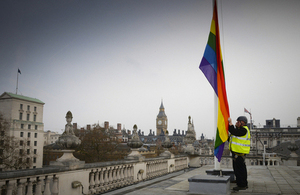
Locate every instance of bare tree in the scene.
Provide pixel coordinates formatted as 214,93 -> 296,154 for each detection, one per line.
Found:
0,113 -> 35,171
74,125 -> 128,163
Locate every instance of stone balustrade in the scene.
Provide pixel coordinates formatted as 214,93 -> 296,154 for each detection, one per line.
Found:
0,172 -> 58,195
0,156 -> 188,195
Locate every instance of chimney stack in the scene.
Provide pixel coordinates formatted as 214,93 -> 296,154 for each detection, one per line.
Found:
73,123 -> 77,130
104,121 -> 109,129
117,123 -> 121,132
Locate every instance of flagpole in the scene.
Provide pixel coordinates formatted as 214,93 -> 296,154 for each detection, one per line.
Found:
16,70 -> 19,94
213,0 -> 220,171
214,93 -> 220,170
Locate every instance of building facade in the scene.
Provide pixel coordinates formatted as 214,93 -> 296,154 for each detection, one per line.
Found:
0,92 -> 45,169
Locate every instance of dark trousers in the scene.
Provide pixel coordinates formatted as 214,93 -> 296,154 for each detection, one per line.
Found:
232,152 -> 248,187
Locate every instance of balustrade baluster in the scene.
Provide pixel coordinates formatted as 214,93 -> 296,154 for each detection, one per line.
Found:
155,161 -> 158,176
104,168 -> 109,191
116,166 -> 120,188
98,168 -> 104,193
112,167 -> 117,189
108,167 -> 113,190
89,171 -> 96,194
43,177 -> 51,195
149,163 -> 153,178
17,181 -> 23,195
146,163 -> 149,179
125,166 -> 130,184
130,165 -> 134,183
123,165 -> 128,185
6,181 -> 14,195
119,166 -> 124,186
94,170 -> 100,192
35,178 -> 42,195
108,167 -> 113,184
51,176 -> 59,195
26,179 -> 33,195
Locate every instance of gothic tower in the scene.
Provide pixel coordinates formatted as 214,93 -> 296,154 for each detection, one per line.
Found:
156,100 -> 168,135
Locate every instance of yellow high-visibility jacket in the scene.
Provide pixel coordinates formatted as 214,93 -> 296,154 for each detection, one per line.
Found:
229,126 -> 251,154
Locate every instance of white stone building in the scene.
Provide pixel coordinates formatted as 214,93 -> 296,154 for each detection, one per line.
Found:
44,130 -> 61,145
0,92 -> 45,169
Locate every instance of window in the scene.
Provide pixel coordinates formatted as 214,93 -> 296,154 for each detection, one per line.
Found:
19,113 -> 23,120
34,141 -> 37,146
35,125 -> 38,130
20,132 -> 23,137
21,124 -> 24,129
28,124 -> 31,130
0,140 -> 4,146
26,158 -> 30,163
34,149 -> 37,154
34,106 -> 37,112
27,141 -> 30,146
0,149 -> 3,155
34,133 -> 37,138
19,149 -> 23,155
20,104 -> 23,110
34,115 -> 36,122
0,131 -> 4,136
33,157 -> 36,163
20,140 -> 23,146
27,114 -> 30,121
27,105 -> 30,111
19,158 -> 22,164
33,166 -> 36,169
28,132 -> 31,138
264,141 -> 267,145
27,149 -> 30,155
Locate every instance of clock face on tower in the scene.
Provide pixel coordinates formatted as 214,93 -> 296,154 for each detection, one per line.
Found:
158,120 -> 162,125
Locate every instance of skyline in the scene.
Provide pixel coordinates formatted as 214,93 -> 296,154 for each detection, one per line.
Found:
1,0 -> 300,139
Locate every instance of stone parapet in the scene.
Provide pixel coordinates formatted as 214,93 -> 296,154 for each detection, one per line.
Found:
0,156 -> 188,195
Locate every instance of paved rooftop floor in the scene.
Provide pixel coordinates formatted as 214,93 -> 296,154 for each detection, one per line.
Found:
102,165 -> 300,195
101,166 -> 300,195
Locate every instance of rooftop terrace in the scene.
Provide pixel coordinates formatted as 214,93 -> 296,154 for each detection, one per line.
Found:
103,165 -> 300,195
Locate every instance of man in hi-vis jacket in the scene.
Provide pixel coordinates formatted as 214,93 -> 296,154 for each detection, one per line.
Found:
228,116 -> 251,191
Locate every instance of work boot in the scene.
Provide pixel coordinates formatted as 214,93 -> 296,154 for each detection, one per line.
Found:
233,186 -> 248,191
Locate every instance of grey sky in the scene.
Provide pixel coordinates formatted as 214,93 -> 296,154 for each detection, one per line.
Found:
1,0 -> 300,139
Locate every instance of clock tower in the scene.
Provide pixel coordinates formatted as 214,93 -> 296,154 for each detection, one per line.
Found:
156,100 -> 168,135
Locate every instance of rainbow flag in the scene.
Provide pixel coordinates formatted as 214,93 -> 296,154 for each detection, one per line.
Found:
199,0 -> 230,162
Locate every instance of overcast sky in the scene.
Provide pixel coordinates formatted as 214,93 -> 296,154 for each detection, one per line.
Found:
1,0 -> 300,139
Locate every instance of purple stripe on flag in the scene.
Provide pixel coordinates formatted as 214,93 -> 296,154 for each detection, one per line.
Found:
200,57 -> 218,95
214,142 -> 225,162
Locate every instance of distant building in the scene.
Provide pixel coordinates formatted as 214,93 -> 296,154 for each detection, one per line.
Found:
0,92 -> 45,169
44,130 -> 61,145
251,117 -> 300,155
138,128 -> 186,145
264,118 -> 280,128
